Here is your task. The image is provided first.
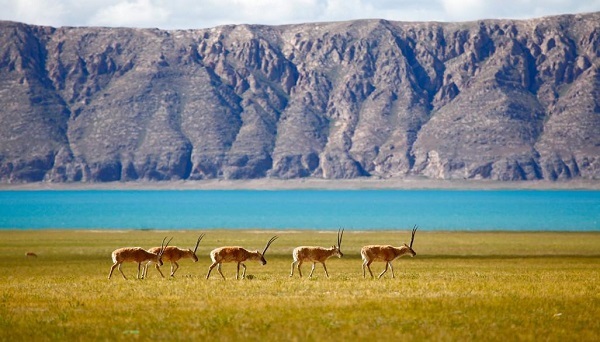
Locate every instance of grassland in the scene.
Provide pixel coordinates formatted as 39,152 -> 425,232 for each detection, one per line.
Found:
1,230 -> 599,341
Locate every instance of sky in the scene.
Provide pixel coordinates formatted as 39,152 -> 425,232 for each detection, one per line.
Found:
1,0 -> 599,30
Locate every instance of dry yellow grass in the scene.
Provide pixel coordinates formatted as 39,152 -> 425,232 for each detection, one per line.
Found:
1,230 -> 599,341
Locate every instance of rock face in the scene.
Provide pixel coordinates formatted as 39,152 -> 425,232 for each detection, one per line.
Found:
0,13 -> 599,183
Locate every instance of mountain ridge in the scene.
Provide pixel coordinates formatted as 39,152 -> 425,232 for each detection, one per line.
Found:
0,12 -> 598,183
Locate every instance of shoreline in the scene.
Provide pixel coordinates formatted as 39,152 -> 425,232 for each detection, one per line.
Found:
1,177 -> 599,190
2,228 -> 598,233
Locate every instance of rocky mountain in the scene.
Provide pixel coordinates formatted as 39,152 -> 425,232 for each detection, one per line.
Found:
0,13 -> 599,183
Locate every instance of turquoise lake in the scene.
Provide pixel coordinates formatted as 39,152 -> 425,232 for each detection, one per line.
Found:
0,190 -> 598,231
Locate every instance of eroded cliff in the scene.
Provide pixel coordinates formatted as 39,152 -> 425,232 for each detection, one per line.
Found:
0,13 -> 598,182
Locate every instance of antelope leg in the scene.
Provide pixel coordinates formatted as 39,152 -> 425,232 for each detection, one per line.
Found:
378,262 -> 389,279
322,263 -> 330,278
216,263 -> 226,280
309,262 -> 316,278
171,261 -> 179,277
240,263 -> 247,279
363,260 -> 374,278
141,262 -> 149,279
108,263 -> 118,279
155,264 -> 165,278
118,264 -> 127,280
206,262 -> 218,279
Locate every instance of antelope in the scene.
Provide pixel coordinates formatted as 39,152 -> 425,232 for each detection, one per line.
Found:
108,237 -> 172,280
361,225 -> 418,279
143,234 -> 205,278
206,235 -> 278,280
25,252 -> 38,258
290,228 -> 344,278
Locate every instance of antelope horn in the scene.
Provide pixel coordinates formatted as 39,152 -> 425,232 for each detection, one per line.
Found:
160,237 -> 173,256
193,233 -> 205,254
409,225 -> 418,248
262,235 -> 278,256
337,228 -> 344,248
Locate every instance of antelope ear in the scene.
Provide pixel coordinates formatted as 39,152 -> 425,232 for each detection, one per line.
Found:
404,243 -> 409,247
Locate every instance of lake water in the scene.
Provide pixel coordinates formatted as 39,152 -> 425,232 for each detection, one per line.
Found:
0,190 -> 598,231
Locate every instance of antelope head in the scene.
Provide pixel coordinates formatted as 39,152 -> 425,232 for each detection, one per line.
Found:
332,228 -> 344,258
157,236 -> 173,266
403,225 -> 418,257
190,234 -> 205,262
258,235 -> 278,265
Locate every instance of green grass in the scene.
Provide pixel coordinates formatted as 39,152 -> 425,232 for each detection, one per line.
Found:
1,230 -> 599,341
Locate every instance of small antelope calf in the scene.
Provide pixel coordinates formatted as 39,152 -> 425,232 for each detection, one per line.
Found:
206,235 -> 278,280
290,228 -> 344,278
108,237 -> 171,280
143,234 -> 204,278
361,225 -> 418,279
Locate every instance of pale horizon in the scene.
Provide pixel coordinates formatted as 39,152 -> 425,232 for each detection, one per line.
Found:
1,0 -> 599,30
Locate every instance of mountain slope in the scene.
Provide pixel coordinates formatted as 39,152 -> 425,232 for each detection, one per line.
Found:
0,13 -> 598,182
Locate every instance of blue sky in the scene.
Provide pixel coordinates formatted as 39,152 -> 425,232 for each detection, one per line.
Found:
1,0 -> 599,29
